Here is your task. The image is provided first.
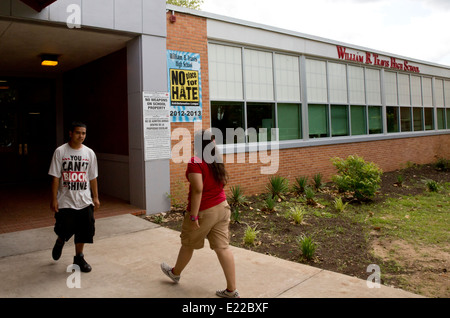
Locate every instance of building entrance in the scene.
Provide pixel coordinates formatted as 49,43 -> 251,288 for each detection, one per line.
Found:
0,77 -> 56,185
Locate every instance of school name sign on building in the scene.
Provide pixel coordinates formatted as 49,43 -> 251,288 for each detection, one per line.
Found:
167,50 -> 202,122
336,46 -> 420,73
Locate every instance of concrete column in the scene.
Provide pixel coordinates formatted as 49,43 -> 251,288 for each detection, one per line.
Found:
127,34 -> 170,214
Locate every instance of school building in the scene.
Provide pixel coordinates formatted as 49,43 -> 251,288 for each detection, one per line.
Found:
1,0 -> 449,216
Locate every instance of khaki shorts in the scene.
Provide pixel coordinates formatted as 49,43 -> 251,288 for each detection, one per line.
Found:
180,200 -> 231,250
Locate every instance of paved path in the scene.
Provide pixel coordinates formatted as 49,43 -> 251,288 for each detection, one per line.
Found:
0,214 -> 423,299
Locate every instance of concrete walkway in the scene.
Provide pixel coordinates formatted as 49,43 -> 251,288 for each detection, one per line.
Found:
0,214 -> 423,299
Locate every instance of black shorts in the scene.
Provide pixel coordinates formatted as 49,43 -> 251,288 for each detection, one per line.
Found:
54,205 -> 95,244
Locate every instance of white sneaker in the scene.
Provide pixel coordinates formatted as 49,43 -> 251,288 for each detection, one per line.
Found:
160,262 -> 180,283
216,288 -> 240,298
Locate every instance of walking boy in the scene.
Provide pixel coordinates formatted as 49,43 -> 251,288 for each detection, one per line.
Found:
49,121 -> 100,272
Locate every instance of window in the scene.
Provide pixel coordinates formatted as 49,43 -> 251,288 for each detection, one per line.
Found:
210,101 -> 245,144
422,77 -> 433,106
445,80 -> 450,107
328,62 -> 347,104
435,79 -> 444,107
385,71 -> 398,105
424,108 -> 434,130
387,106 -> 399,133
278,103 -> 301,140
413,107 -> 423,131
437,108 -> 446,130
275,54 -> 301,102
398,74 -> 411,106
246,103 -> 275,141
209,43 -> 450,149
447,109 -> 450,128
351,105 -> 366,135
348,65 -> 365,104
245,49 -> 274,101
331,105 -> 349,137
411,76 -> 422,106
368,106 -> 382,134
308,104 -> 329,138
209,44 -> 243,100
306,59 -> 327,103
400,107 -> 412,132
366,68 -> 381,105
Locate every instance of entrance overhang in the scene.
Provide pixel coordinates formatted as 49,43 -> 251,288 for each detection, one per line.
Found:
0,18 -> 136,76
19,0 -> 58,12
0,0 -> 170,214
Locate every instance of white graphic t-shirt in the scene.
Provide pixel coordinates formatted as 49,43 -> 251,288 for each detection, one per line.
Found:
48,143 -> 98,210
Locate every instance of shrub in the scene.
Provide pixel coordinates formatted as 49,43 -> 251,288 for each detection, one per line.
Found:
333,196 -> 349,213
152,214 -> 164,224
425,179 -> 439,192
304,186 -> 316,205
297,235 -> 317,260
292,176 -> 308,194
331,155 -> 383,201
435,158 -> 450,171
396,175 -> 404,187
263,195 -> 276,212
290,206 -> 304,224
244,225 -> 260,245
231,206 -> 241,223
266,175 -> 290,199
228,185 -> 247,207
312,173 -> 323,190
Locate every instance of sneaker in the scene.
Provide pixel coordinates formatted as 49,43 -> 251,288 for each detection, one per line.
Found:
160,262 -> 180,283
73,253 -> 92,273
52,238 -> 65,261
216,289 -> 240,298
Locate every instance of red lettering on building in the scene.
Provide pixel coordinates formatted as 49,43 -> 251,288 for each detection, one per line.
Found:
336,45 -> 420,73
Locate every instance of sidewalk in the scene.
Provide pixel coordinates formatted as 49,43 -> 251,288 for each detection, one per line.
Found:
0,214 -> 423,298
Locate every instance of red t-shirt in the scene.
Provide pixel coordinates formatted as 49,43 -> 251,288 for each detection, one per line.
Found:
186,156 -> 226,212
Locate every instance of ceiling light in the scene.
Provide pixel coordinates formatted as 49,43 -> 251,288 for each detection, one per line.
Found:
41,54 -> 59,67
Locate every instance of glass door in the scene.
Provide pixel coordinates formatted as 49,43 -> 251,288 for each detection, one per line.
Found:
0,78 -> 55,185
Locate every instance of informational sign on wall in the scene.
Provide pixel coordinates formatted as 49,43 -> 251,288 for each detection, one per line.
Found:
143,92 -> 171,161
167,50 -> 202,122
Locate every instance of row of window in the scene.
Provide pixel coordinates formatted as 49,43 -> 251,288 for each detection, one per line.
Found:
208,43 -> 450,144
208,43 -> 450,106
211,102 -> 450,143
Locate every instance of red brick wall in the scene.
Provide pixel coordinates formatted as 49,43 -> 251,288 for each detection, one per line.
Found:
167,11 -> 450,202
167,11 -> 209,203
224,134 -> 450,195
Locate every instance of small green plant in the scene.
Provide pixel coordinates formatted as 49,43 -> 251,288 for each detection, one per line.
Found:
152,214 -> 164,224
331,155 -> 383,201
290,206 -> 304,224
166,180 -> 187,209
425,179 -> 439,192
266,175 -> 290,199
231,206 -> 241,223
228,185 -> 247,207
404,161 -> 418,169
396,175 -> 404,187
292,176 -> 308,194
435,157 -> 450,171
243,225 -> 260,245
263,195 -> 276,212
304,186 -> 316,205
312,173 -> 323,190
333,196 -> 349,213
297,235 -> 317,260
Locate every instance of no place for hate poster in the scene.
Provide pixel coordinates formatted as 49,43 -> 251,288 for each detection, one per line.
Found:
167,50 -> 202,123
